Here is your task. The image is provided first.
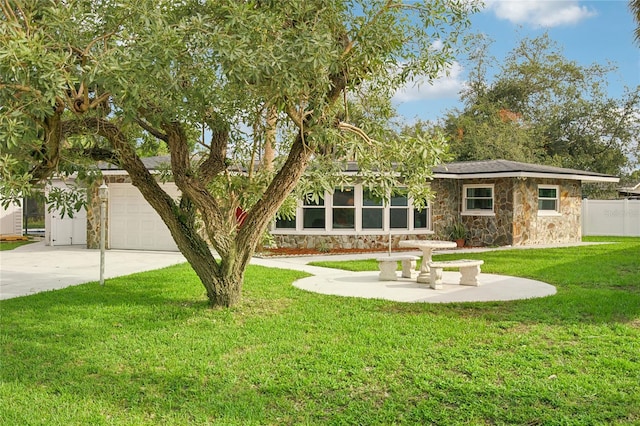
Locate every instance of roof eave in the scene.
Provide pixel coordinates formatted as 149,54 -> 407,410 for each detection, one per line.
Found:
432,171 -> 619,183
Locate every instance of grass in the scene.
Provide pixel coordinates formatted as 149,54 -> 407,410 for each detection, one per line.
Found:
1,237 -> 639,425
0,240 -> 34,251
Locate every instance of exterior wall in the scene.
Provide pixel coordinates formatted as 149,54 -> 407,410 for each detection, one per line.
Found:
515,178 -> 582,245
0,200 -> 23,237
431,178 -> 514,246
272,233 -> 432,251
431,177 -> 582,247
86,176 -> 132,249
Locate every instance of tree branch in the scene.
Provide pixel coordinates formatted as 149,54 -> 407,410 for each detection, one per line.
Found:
135,117 -> 168,141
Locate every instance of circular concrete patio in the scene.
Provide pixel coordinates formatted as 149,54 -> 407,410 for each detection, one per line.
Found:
291,270 -> 557,303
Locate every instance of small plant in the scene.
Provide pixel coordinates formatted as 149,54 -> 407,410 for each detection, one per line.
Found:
448,221 -> 467,241
316,241 -> 331,253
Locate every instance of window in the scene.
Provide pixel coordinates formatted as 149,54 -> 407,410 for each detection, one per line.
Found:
332,187 -> 355,229
303,196 -> 325,229
463,185 -> 494,214
273,185 -> 432,233
413,206 -> 429,229
362,189 -> 383,229
538,185 -> 559,214
275,216 -> 296,229
390,192 -> 409,229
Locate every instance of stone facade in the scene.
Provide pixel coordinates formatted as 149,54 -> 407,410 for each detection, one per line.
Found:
86,175 -> 132,249
271,233 -> 431,251
513,178 -> 582,245
431,177 -> 582,247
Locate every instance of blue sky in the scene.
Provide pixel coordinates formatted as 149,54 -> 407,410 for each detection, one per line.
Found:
392,0 -> 640,123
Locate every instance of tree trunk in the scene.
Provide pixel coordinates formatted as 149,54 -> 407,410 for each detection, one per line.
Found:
262,106 -> 277,171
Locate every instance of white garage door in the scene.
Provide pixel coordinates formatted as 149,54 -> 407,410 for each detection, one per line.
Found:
109,183 -> 180,251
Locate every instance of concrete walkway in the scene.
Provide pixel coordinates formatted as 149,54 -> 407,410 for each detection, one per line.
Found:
0,241 -> 562,302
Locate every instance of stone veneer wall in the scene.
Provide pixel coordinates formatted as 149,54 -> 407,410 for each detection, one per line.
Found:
513,178 -> 582,245
86,175 -> 132,249
431,177 -> 582,247
431,178 -> 514,246
271,233 -> 432,251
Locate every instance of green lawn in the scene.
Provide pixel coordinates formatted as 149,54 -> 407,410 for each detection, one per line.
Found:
1,237 -> 639,425
0,240 -> 34,251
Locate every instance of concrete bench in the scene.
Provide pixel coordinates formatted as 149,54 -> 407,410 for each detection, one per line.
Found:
428,259 -> 484,289
376,255 -> 420,281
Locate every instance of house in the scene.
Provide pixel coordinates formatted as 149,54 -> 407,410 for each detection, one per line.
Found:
47,158 -> 618,251
0,199 -> 23,238
271,160 -> 618,249
619,182 -> 640,199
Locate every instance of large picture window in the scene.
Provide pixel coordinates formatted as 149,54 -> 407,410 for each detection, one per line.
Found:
463,184 -> 494,214
538,185 -> 559,214
274,185 -> 431,233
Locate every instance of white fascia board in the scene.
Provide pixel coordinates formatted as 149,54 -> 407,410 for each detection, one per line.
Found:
432,171 -> 619,183
100,169 -> 164,176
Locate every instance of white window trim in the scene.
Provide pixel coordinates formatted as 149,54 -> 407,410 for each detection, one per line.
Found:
462,184 -> 495,216
272,184 -> 432,234
537,185 -> 561,216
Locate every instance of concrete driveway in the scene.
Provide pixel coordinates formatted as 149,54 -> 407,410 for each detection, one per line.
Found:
0,241 -> 186,300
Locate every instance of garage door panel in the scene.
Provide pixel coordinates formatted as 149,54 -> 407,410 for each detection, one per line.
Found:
109,183 -> 179,251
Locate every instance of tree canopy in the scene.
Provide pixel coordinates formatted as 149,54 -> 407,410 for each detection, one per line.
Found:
0,0 -> 477,306
439,34 -> 640,183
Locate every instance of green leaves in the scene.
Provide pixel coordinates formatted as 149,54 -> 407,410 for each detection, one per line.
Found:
443,33 -> 640,183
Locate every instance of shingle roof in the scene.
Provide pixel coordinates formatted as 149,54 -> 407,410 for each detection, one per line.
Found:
432,160 -> 618,182
101,157 -> 618,183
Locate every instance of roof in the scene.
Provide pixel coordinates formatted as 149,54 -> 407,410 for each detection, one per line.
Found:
101,156 -> 619,183
432,160 -> 619,183
619,182 -> 640,196
100,155 -> 171,174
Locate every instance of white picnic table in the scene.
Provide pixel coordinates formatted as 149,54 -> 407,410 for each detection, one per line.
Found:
398,240 -> 457,283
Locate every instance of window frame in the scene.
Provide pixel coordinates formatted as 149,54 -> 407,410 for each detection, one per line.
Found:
331,187 -> 356,230
272,184 -> 432,234
301,195 -> 326,230
462,184 -> 495,216
537,185 -> 561,216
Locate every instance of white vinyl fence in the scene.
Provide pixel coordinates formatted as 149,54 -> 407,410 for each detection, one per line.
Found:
582,199 -> 640,237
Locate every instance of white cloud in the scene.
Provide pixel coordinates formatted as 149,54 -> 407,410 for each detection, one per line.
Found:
392,62 -> 467,103
485,0 -> 597,28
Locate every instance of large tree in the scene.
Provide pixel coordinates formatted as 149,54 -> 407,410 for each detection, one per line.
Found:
0,0 -> 476,307
441,34 -> 640,177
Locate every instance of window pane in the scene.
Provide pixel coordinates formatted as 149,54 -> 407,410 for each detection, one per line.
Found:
363,189 -> 383,206
333,208 -> 354,229
275,217 -> 296,229
333,188 -> 354,206
390,194 -> 408,206
390,209 -> 408,228
414,209 -> 428,229
467,187 -> 492,198
303,196 -> 324,206
538,200 -> 557,211
362,209 -> 383,229
466,198 -> 493,210
303,208 -> 325,228
539,188 -> 557,198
